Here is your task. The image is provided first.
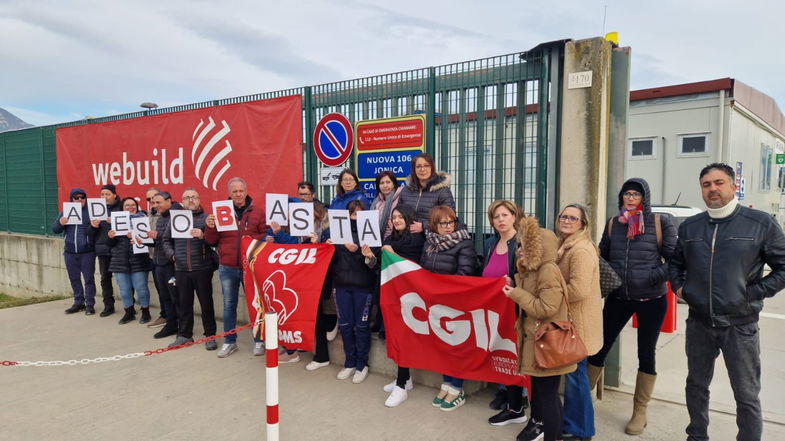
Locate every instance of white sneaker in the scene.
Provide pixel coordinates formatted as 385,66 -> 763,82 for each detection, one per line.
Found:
352,367 -> 369,384
305,360 -> 330,371
253,341 -> 265,356
216,343 -> 238,358
383,378 -> 414,393
337,367 -> 355,380
326,322 -> 339,342
384,386 -> 408,407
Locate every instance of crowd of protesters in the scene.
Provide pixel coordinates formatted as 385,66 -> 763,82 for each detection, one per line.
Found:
52,159 -> 784,441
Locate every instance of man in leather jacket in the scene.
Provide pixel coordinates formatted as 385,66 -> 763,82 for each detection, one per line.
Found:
669,163 -> 785,441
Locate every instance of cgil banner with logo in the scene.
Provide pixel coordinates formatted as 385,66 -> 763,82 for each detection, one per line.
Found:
380,251 -> 528,386
241,237 -> 335,351
55,96 -> 302,204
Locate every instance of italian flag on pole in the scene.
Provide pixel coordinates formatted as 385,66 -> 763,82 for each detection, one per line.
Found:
380,250 -> 528,386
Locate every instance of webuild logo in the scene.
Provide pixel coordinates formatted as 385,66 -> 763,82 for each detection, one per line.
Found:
89,116 -> 233,191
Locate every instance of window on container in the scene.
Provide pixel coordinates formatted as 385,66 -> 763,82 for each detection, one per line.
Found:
760,144 -> 772,192
678,134 -> 708,155
629,138 -> 656,159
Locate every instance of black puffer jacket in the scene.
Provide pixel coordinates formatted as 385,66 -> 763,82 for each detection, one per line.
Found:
163,207 -> 213,272
150,202 -> 183,266
108,213 -> 152,273
92,196 -> 123,256
669,205 -> 785,327
599,178 -> 676,300
398,172 -> 455,231
383,230 -> 425,262
331,221 -> 377,288
421,233 -> 478,276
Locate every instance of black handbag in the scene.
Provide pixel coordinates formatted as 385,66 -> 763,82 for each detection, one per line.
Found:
598,256 -> 621,297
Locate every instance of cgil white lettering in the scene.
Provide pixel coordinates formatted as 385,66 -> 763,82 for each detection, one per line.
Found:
399,292 -> 516,354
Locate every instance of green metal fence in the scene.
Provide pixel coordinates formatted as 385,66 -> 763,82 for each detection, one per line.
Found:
0,42 -> 563,244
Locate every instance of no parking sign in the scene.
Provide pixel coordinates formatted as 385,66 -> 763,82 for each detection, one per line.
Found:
313,113 -> 353,167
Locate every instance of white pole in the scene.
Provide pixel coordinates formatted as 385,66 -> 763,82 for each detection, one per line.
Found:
265,311 -> 279,441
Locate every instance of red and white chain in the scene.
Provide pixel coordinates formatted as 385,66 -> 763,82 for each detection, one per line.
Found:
1,322 -> 256,367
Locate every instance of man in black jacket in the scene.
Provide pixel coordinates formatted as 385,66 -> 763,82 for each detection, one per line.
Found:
670,163 -> 785,441
90,184 -> 122,317
148,191 -> 182,339
163,188 -> 217,350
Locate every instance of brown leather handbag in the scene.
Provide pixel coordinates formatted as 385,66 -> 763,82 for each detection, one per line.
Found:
533,264 -> 588,369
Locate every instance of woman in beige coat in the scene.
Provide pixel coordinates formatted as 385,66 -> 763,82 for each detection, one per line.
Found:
504,216 -> 576,441
556,204 -> 603,441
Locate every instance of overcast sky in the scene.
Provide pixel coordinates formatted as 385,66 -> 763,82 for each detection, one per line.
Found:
2,0 -> 783,127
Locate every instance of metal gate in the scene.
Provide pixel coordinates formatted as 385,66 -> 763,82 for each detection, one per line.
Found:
0,42 -> 564,242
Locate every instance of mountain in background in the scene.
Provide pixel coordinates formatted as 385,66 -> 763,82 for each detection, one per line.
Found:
0,108 -> 34,133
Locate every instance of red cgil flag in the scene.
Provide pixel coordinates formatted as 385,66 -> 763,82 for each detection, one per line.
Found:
242,237 -> 335,351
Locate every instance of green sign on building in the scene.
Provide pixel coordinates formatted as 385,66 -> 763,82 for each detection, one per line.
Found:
776,153 -> 785,165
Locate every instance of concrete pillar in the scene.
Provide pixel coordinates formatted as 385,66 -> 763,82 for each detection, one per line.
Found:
558,38 -> 613,239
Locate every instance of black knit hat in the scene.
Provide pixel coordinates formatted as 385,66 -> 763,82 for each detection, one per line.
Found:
621,181 -> 644,195
101,184 -> 117,194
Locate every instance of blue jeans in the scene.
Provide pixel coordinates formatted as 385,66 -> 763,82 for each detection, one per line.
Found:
562,358 -> 595,438
335,286 -> 372,370
219,265 -> 261,344
219,266 -> 242,344
63,252 -> 96,306
443,375 -> 464,389
115,271 -> 150,308
685,315 -> 761,441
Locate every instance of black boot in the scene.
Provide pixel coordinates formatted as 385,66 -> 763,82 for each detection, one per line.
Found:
100,306 -> 115,317
139,307 -> 151,324
118,307 -> 136,325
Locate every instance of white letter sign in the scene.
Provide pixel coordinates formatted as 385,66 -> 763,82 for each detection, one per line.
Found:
111,211 -> 131,235
132,217 -> 153,244
266,193 -> 289,226
87,198 -> 107,221
169,210 -> 194,239
356,210 -> 381,247
288,202 -> 314,237
328,209 -> 352,244
212,200 -> 238,232
62,203 -> 82,225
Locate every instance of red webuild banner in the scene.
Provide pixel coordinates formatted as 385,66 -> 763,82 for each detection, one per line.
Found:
380,251 -> 528,386
55,96 -> 302,204
241,237 -> 334,351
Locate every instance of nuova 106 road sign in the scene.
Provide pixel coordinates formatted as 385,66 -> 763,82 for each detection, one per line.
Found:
313,113 -> 354,167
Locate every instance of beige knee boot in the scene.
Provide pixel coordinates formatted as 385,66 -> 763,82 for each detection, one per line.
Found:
587,363 -> 604,400
625,371 -> 656,435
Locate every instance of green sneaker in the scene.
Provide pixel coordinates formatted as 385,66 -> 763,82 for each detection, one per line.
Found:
432,383 -> 450,407
440,389 -> 466,412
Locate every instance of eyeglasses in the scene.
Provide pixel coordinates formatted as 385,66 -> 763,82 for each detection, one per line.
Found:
559,214 -> 581,223
415,165 -> 431,170
298,192 -> 312,197
182,195 -> 200,201
72,195 -> 85,200
340,178 -> 355,183
437,220 -> 456,228
623,191 -> 642,199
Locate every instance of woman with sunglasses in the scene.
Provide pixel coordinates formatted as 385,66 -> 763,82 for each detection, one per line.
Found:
420,205 -> 477,411
555,204 -> 603,441
587,178 -> 676,436
107,197 -> 153,325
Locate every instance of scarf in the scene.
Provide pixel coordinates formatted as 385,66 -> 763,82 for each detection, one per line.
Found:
425,229 -> 470,254
707,197 -> 739,219
374,186 -> 402,240
618,204 -> 644,239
